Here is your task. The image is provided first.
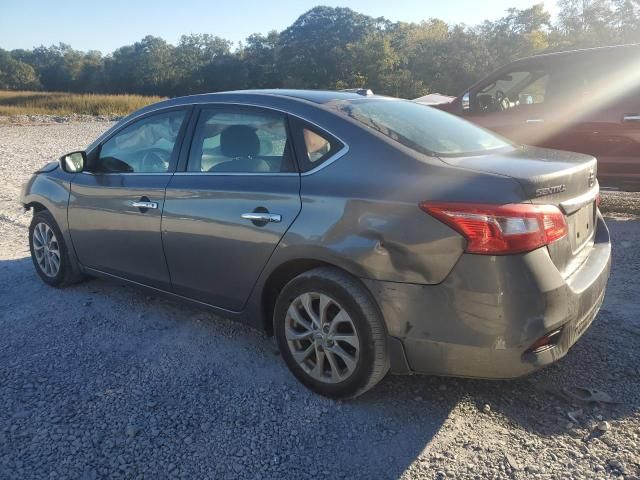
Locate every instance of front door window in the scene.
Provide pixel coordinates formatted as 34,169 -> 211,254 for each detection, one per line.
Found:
473,70 -> 550,114
93,110 -> 186,173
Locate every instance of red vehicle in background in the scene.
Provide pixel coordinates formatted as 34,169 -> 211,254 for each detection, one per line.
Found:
420,44 -> 640,191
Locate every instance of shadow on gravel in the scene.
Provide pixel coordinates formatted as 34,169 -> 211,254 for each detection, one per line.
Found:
0,256 -> 455,479
1,218 -> 638,479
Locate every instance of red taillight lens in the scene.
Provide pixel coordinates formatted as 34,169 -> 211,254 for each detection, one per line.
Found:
420,202 -> 568,255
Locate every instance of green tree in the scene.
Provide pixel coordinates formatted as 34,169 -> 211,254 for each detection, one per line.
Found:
242,31 -> 281,89
277,6 -> 383,88
105,36 -> 176,95
174,34 -> 233,93
0,49 -> 40,90
611,0 -> 640,42
479,4 -> 551,60
556,0 -> 616,46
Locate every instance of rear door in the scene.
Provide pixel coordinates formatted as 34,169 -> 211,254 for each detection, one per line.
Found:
162,104 -> 301,311
68,107 -> 191,290
605,87 -> 640,189
552,56 -> 640,190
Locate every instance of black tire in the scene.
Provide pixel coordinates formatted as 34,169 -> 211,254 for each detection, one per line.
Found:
29,210 -> 83,287
274,267 -> 389,399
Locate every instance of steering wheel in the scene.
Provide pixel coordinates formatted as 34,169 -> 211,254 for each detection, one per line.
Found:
140,149 -> 170,173
495,90 -> 511,111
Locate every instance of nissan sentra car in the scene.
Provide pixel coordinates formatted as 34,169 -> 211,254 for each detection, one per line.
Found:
21,89 -> 611,398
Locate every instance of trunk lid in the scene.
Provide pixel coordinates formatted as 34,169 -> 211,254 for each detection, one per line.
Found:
439,146 -> 598,277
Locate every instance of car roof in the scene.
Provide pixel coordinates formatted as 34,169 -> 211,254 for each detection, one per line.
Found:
516,43 -> 640,63
150,89 -> 381,110
87,89 -> 389,153
119,89 -> 389,129
228,89 -> 377,104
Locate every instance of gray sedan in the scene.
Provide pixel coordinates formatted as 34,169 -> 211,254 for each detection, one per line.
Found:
21,90 -> 611,398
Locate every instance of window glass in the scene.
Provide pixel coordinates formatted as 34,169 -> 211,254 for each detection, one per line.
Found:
303,128 -> 333,163
188,109 -> 291,173
329,98 -> 510,157
475,70 -> 549,113
96,110 -> 186,173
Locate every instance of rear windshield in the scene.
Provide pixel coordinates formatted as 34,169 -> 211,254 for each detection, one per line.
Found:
328,98 -> 512,157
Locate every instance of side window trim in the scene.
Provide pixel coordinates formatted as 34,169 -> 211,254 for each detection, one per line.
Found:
288,116 -> 348,175
85,105 -> 193,175
177,103 -> 299,176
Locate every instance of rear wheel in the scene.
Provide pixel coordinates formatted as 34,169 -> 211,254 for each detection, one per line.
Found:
274,267 -> 389,398
29,210 -> 83,287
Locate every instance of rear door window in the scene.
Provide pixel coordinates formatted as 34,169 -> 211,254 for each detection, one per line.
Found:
187,107 -> 295,173
289,118 -> 344,172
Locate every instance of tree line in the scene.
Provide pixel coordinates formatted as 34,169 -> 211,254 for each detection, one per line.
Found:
1,0 -> 639,99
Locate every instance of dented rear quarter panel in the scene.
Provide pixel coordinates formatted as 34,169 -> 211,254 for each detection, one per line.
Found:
257,132 -> 527,286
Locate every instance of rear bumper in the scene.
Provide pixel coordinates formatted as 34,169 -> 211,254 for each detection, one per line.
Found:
363,212 -> 611,379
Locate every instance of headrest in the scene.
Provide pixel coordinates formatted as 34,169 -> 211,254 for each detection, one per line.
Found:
220,125 -> 260,158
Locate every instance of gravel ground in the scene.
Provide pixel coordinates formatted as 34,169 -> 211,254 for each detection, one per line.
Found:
1,122 -> 639,479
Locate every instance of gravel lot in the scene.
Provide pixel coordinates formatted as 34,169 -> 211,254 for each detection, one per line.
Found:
1,122 -> 639,479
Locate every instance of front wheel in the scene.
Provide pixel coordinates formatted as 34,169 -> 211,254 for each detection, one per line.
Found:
29,210 -> 82,287
274,267 -> 389,398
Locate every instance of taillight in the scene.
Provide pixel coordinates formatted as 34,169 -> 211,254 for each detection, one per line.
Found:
420,202 -> 568,255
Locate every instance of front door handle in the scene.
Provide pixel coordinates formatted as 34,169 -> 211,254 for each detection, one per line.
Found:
526,118 -> 544,124
623,114 -> 640,122
131,201 -> 158,209
241,212 -> 282,223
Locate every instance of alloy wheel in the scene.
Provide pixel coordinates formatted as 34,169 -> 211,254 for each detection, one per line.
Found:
285,292 -> 360,383
32,222 -> 60,278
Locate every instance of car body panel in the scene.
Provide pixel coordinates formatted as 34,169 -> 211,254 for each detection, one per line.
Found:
20,166 -> 84,279
162,174 -> 302,311
364,211 -> 610,377
68,173 -> 174,290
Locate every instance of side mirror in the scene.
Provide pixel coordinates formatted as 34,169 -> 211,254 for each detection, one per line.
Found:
461,92 -> 471,112
60,151 -> 85,173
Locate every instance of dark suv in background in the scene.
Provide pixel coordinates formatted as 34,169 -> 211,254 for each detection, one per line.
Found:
425,44 -> 640,191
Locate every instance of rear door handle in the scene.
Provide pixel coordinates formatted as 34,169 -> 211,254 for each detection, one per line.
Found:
623,114 -> 640,122
131,201 -> 158,209
241,212 -> 281,223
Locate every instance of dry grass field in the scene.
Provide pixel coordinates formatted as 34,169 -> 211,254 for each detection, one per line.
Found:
0,90 -> 165,116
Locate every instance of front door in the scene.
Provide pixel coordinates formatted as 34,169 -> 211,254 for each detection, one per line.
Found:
162,105 -> 302,311
68,107 -> 191,290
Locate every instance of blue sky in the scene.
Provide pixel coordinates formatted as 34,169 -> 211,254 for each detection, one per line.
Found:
0,0 -> 558,54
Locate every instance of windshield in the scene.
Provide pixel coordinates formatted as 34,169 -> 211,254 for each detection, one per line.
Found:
328,98 -> 512,156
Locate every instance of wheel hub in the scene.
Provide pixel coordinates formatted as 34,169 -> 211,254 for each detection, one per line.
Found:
32,222 -> 61,278
284,292 -> 360,384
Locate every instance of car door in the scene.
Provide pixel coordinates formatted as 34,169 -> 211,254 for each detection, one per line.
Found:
596,86 -> 640,189
545,56 -> 640,190
162,104 -> 302,311
68,107 -> 191,290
